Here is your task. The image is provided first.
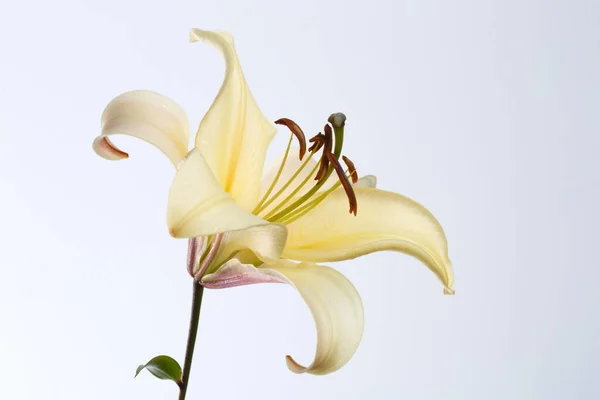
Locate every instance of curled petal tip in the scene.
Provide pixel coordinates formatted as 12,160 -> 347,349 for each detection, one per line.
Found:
189,28 -> 206,43
443,287 -> 455,295
285,355 -> 306,374
93,136 -> 129,161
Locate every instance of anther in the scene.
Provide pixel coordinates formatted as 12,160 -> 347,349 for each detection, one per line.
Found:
308,133 -> 325,153
275,118 -> 307,160
326,152 -> 358,215
315,125 -> 333,182
342,155 -> 358,184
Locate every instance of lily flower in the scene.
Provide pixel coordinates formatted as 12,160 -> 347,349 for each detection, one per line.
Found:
93,29 -> 454,376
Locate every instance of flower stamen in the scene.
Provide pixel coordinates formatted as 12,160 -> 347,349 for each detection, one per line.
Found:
308,133 -> 325,153
261,161 -> 320,219
256,153 -> 318,216
253,133 -> 294,213
315,125 -> 333,183
275,118 -> 307,160
277,169 -> 354,225
342,155 -> 358,184
327,153 -> 357,215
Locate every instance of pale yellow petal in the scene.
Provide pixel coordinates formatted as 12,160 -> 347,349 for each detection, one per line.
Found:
190,29 -> 276,210
283,187 -> 454,291
355,174 -> 377,188
210,223 -> 288,269
93,90 -> 190,166
167,148 -> 277,238
260,261 -> 363,375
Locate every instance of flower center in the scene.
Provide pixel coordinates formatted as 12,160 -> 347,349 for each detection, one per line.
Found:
252,113 -> 359,224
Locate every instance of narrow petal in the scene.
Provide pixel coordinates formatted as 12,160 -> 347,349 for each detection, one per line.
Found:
266,261 -> 364,375
283,187 -> 454,292
202,260 -> 364,375
190,29 -> 276,210
201,259 -> 288,289
167,148 -> 280,239
93,90 -> 190,165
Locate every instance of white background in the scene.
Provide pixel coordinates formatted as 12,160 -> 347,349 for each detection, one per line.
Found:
0,0 -> 598,399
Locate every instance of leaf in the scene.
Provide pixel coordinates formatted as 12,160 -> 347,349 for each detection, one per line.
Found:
135,355 -> 182,385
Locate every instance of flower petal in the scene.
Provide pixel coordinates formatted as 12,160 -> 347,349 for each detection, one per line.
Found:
266,261 -> 364,375
93,90 -> 190,165
201,259 -> 364,375
190,29 -> 276,210
210,223 -> 288,270
283,187 -> 454,292
167,148 -> 278,238
201,259 -> 288,289
355,174 -> 377,188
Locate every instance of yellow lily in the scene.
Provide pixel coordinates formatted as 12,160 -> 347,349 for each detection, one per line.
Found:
93,29 -> 454,376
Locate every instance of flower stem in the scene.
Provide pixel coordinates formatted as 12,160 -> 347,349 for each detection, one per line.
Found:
178,280 -> 204,400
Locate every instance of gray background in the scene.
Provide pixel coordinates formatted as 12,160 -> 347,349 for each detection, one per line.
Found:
0,0 -> 598,399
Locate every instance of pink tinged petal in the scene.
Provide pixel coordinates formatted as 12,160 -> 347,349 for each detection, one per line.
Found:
189,29 -> 276,211
93,137 -> 129,160
200,259 -> 288,289
93,90 -> 190,166
265,261 -> 364,375
186,237 -> 207,276
194,233 -> 224,280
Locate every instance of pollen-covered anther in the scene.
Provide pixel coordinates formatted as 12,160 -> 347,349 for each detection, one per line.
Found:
308,133 -> 325,153
275,118 -> 307,160
342,155 -> 358,184
326,152 -> 358,216
315,125 -> 333,182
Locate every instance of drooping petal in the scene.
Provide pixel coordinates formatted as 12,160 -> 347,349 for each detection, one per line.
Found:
190,29 -> 276,211
93,90 -> 190,165
283,187 -> 454,292
202,260 -> 363,375
167,149 -> 282,243
267,261 -> 364,375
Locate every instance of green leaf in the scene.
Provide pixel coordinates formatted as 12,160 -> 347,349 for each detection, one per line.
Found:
135,355 -> 182,385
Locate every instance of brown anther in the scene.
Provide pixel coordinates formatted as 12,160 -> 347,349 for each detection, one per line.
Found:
275,118 -> 307,160
308,133 -> 325,153
315,125 -> 333,182
342,155 -> 358,184
326,152 -> 358,215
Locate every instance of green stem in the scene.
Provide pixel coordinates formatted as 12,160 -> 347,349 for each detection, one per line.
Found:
178,280 -> 204,400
